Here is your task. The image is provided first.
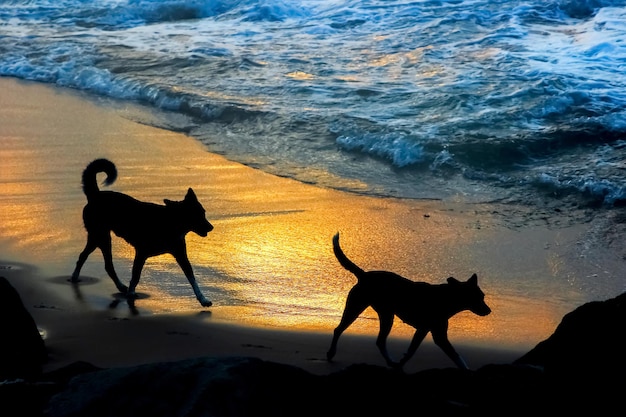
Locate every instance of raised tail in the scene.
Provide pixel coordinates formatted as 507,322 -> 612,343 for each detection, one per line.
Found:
332,233 -> 365,278
81,158 -> 117,200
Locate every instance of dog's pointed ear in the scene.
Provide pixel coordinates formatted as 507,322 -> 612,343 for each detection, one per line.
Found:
447,277 -> 460,285
185,188 -> 198,202
164,199 -> 173,206
468,273 -> 478,285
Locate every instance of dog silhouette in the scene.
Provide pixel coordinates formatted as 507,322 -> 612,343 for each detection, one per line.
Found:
71,159 -> 214,307
327,233 -> 491,369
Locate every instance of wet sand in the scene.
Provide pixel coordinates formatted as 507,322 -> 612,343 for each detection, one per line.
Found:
1,76 -> 623,376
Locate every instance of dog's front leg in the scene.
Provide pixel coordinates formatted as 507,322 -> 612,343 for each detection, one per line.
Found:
375,313 -> 398,367
398,327 -> 429,368
431,327 -> 469,370
127,254 -> 147,298
173,250 -> 212,308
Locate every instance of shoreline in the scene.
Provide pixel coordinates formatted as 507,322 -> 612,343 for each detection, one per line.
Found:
1,76 -> 624,376
2,258 -> 523,376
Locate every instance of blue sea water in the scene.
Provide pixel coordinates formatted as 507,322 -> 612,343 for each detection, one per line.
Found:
1,0 -> 625,206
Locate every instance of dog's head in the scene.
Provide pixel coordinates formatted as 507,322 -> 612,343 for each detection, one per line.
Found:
165,188 -> 214,237
447,273 -> 491,317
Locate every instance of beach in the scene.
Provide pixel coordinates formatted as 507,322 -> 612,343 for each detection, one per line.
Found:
1,76 -> 624,377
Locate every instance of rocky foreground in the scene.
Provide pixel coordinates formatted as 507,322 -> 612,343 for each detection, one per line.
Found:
2,276 -> 625,416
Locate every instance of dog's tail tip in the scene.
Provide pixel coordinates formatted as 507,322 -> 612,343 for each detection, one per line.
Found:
82,158 -> 118,198
103,173 -> 117,186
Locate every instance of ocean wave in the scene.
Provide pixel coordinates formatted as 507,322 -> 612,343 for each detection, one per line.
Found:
335,132 -> 426,168
557,0 -> 626,19
0,0 -> 311,29
332,120 -> 626,205
535,173 -> 626,205
1,0 -> 626,206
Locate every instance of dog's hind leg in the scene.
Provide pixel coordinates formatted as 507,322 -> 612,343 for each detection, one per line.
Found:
326,288 -> 369,361
398,327 -> 429,368
71,238 -> 98,282
100,236 -> 129,294
375,312 -> 397,367
172,248 -> 212,308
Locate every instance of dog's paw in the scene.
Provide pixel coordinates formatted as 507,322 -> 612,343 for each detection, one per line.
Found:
200,298 -> 213,308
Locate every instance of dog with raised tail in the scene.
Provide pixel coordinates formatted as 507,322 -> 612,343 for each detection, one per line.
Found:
327,233 -> 491,370
71,158 -> 214,307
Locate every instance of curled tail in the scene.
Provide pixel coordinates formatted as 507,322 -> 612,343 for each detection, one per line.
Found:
333,233 -> 365,278
82,158 -> 117,200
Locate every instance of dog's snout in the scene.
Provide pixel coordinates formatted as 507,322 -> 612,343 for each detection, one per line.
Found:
475,303 -> 491,316
197,221 -> 213,237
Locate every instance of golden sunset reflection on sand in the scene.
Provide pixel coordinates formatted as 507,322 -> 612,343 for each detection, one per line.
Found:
0,78 -> 593,353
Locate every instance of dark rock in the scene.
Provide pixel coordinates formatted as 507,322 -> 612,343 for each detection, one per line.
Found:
0,361 -> 100,417
515,292 -> 626,412
8,286 -> 626,416
45,357 -> 316,417
515,292 -> 626,378
42,358 -> 551,417
0,276 -> 47,380
0,379 -> 58,417
42,361 -> 102,386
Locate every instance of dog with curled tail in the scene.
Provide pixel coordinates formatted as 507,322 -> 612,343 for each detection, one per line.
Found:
71,158 -> 214,307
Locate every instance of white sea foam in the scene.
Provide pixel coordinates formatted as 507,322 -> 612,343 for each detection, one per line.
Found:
0,0 -> 625,204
